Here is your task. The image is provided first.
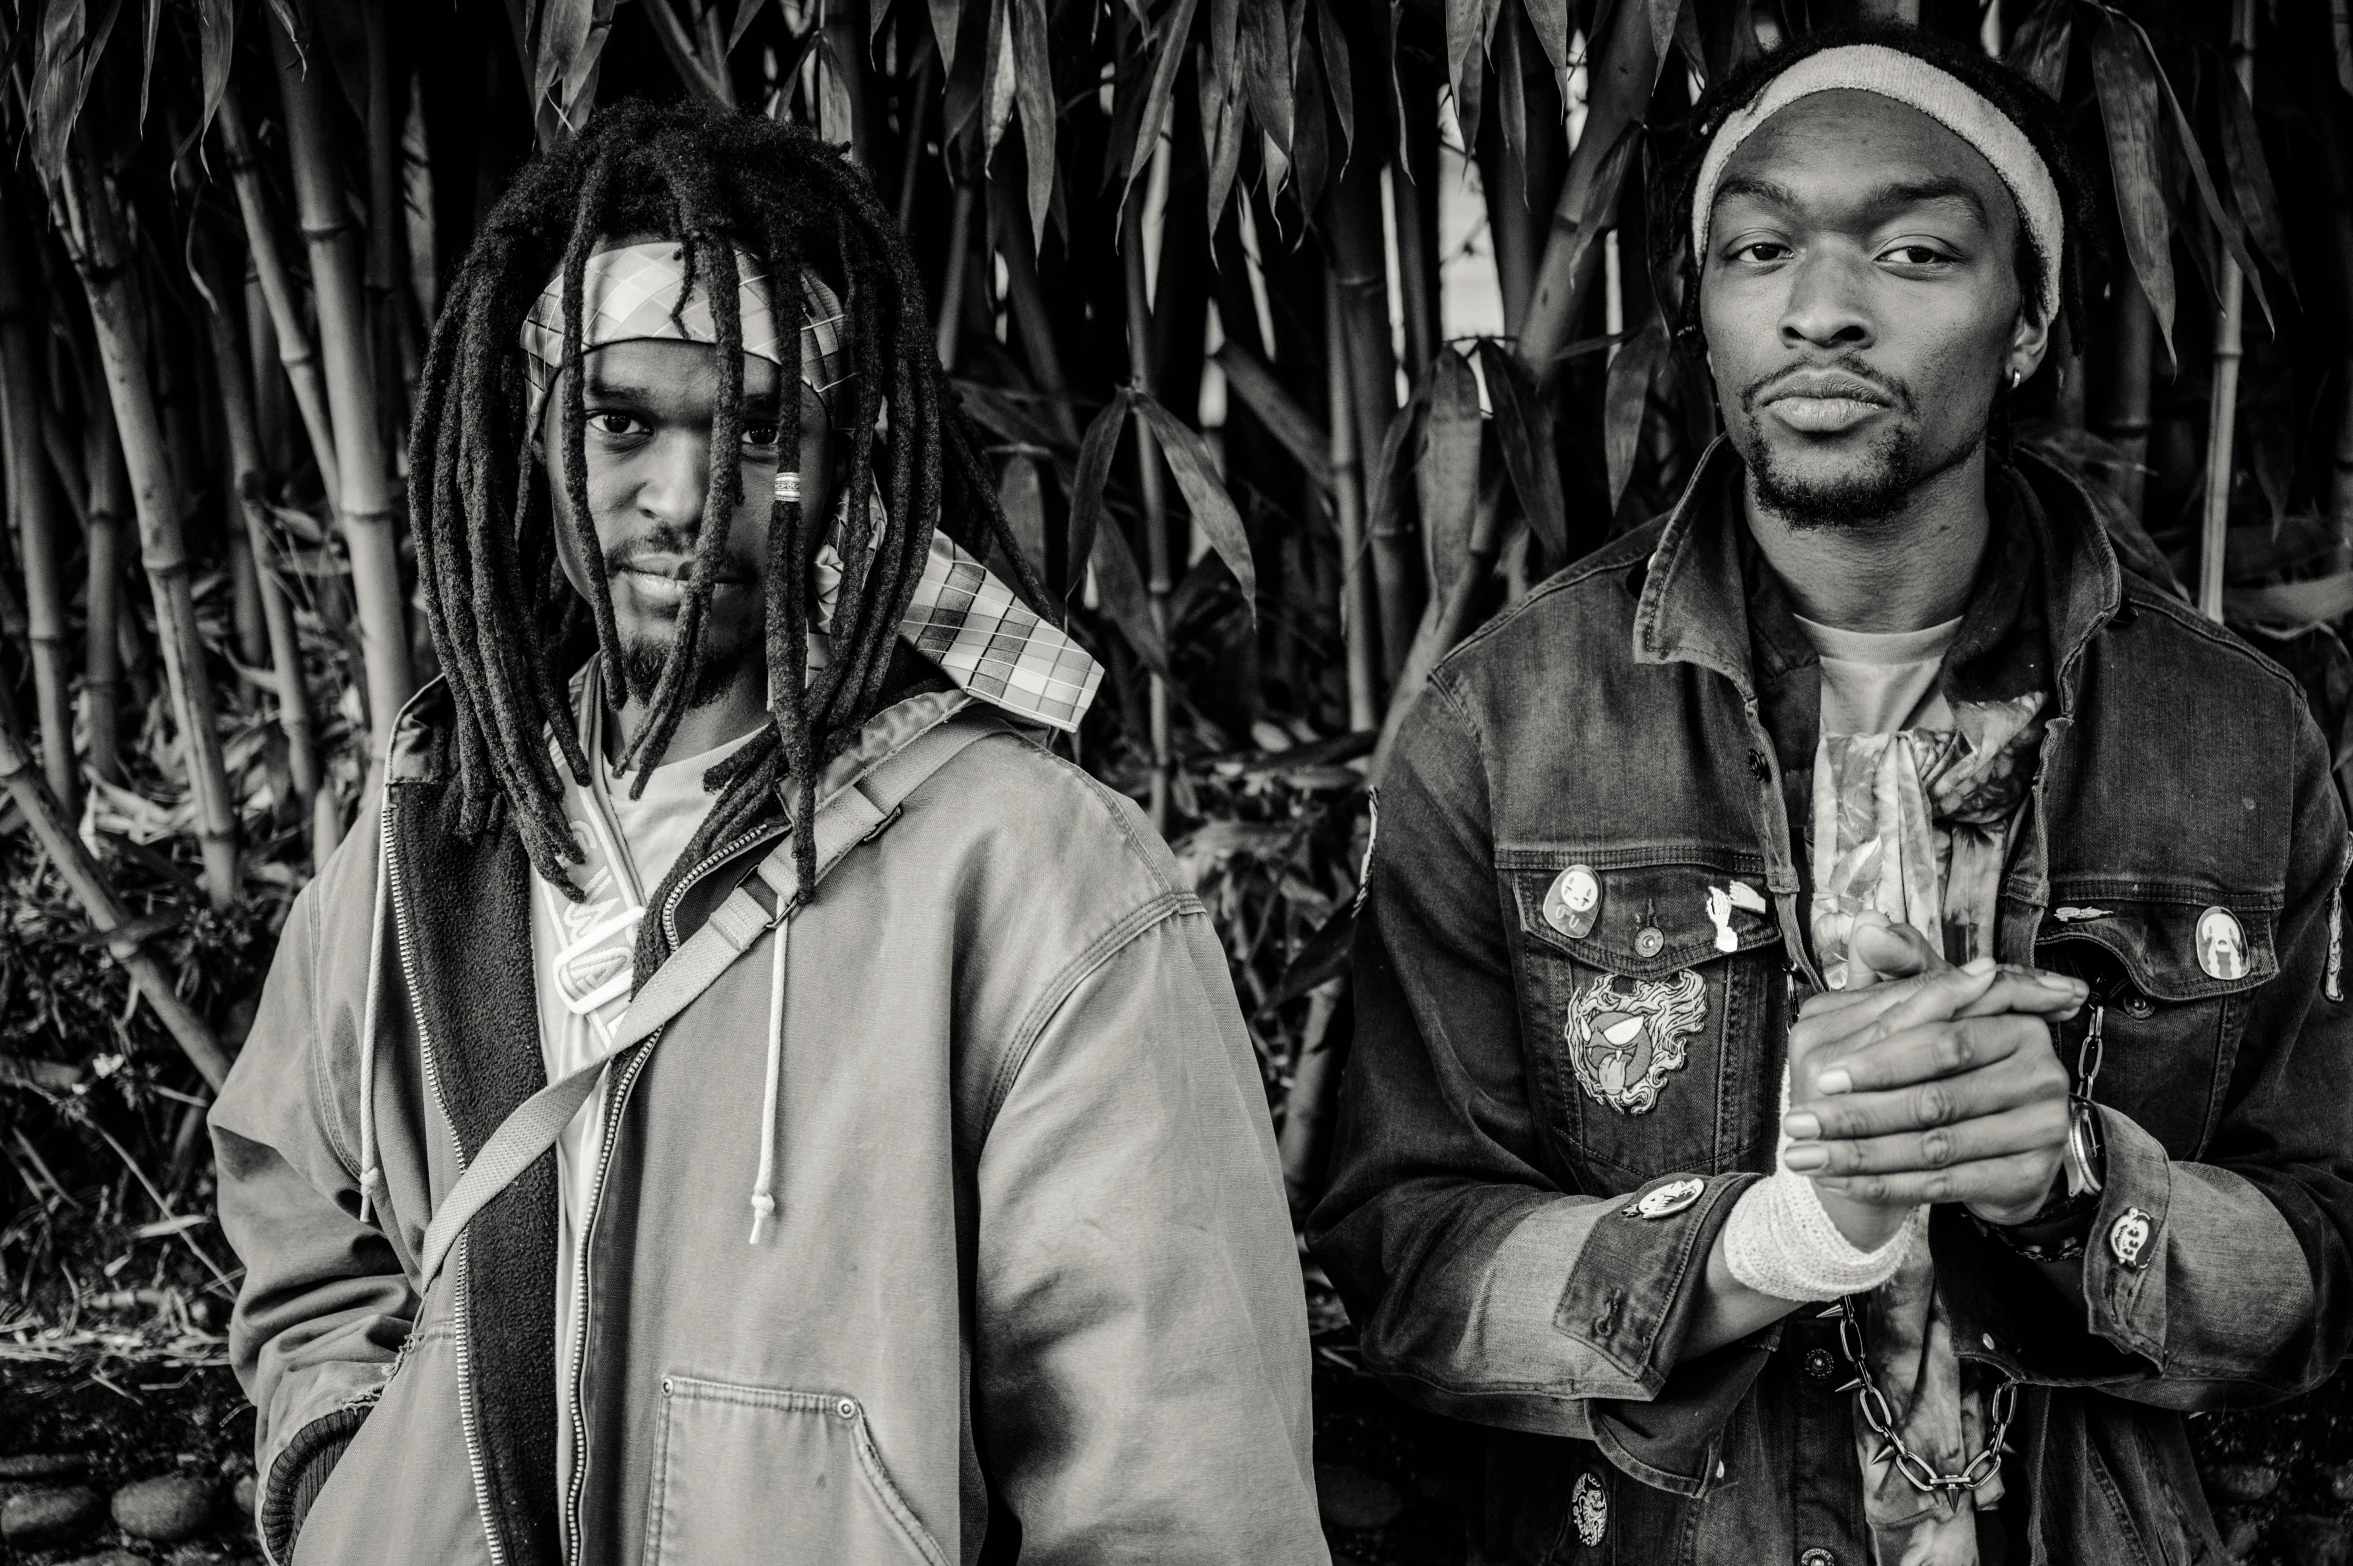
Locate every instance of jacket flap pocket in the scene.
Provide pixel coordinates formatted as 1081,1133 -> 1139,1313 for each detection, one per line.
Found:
2038,888 -> 2278,1003
1500,847 -> 1780,977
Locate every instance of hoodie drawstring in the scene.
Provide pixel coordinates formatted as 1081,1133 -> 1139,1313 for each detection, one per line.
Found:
747,918 -> 789,1243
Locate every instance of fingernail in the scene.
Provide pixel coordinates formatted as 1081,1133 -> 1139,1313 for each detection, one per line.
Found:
1783,1145 -> 1829,1171
1784,1111 -> 1822,1140
1818,1067 -> 1852,1095
1963,955 -> 1997,974
2037,971 -> 2087,991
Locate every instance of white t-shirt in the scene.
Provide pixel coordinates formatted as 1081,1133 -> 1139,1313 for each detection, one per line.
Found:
1793,611 -> 1961,736
530,724 -> 755,1516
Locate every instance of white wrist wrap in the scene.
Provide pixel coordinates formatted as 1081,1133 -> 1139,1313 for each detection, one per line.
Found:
1722,1171 -> 1923,1302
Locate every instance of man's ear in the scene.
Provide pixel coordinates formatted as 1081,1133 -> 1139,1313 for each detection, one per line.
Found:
2007,301 -> 2054,388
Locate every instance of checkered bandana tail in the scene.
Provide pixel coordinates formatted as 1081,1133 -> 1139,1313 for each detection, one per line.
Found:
516,239 -> 849,430
809,481 -> 1102,733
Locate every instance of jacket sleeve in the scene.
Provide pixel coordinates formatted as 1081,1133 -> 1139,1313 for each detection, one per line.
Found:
969,897 -> 1328,1565
1307,677 -> 1768,1496
2073,710 -> 2353,1405
210,830 -> 417,1563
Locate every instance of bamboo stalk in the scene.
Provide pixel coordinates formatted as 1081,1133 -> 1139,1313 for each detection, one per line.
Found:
895,56 -> 935,234
57,132 -> 241,906
271,12 -> 416,759
935,178 -> 977,371
1327,155 -> 1422,683
1327,286 -> 1380,733
2097,270 -> 2153,520
2198,0 -> 2256,623
1277,978 -> 1345,1214
215,92 -> 341,514
0,192 -> 78,817
991,170 -> 1078,445
81,348 -> 127,786
0,680 -> 232,1091
365,0 -> 410,450
245,270 -> 296,478
197,225 -> 327,866
1122,191 -> 1174,831
1395,67 -> 1442,393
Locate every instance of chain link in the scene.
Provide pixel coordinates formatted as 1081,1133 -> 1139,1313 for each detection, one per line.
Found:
1835,1300 -> 2019,1500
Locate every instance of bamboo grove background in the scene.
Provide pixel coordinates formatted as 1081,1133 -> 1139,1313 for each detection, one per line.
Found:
1,0 -> 2351,1404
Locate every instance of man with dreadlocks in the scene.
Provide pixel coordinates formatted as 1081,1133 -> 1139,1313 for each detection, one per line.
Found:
1312,24 -> 2353,1566
209,100 -> 1325,1566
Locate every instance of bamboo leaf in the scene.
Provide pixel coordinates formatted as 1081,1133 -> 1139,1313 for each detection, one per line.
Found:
1290,12 -> 1329,215
730,0 -> 768,53
1314,0 -> 1352,166
2336,0 -> 2353,97
1363,389 -> 1422,564
1603,318 -> 1669,506
195,0 -> 236,145
1202,0 -> 1246,231
31,0 -> 125,187
541,0 -> 619,138
983,0 -> 1016,167
1066,390 -> 1130,601
2088,11 -> 2175,357
2120,12 -> 2271,332
2226,572 -> 2353,631
1213,341 -> 1333,492
1417,349 -> 1483,606
1124,0 -> 1202,202
1523,0 -> 1569,74
1642,0 -> 1676,72
929,0 -> 962,77
1445,0 -> 1491,155
1518,0 -> 1653,368
2003,0 -> 2070,101
1091,507 -> 1171,673
1475,338 -> 1566,559
1136,391 -> 1258,621
2216,58 -> 2291,300
996,450 -> 1050,586
1242,0 -> 1296,155
1010,0 -> 1056,250
1496,2 -> 1526,189
137,0 -> 158,132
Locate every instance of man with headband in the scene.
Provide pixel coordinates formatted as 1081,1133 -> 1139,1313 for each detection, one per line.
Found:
1314,26 -> 2353,1565
210,100 -> 1324,1565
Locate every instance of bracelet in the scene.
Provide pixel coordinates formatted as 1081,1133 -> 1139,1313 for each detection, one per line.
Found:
1723,1170 -> 1924,1302
1971,1204 -> 2092,1262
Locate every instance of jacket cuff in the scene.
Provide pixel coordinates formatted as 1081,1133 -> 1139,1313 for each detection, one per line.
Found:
2080,1105 -> 2172,1370
259,1400 -> 371,1565
1589,1329 -> 1778,1497
1554,1171 -> 1762,1398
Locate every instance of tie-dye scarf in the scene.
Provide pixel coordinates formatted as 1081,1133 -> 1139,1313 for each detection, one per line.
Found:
1810,692 -> 2047,1565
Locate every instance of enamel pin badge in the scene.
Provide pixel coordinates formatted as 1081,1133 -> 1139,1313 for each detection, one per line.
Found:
1567,971 -> 1707,1114
2196,907 -> 2248,981
1570,1471 -> 1608,1547
1624,1176 -> 1705,1219
1545,864 -> 1602,940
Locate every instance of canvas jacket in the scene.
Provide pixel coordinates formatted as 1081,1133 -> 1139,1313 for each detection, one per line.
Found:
211,687 -> 1326,1566
1310,440 -> 2353,1566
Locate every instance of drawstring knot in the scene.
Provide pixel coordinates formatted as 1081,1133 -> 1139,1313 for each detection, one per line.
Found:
746,918 -> 790,1244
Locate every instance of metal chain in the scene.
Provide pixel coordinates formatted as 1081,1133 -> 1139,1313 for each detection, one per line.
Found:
1834,1299 -> 2021,1500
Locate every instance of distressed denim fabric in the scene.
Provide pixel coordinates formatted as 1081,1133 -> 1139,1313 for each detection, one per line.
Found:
1309,440 -> 2353,1566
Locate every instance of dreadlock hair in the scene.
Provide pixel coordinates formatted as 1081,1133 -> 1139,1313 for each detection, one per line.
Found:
409,98 -> 1056,949
1647,21 -> 2101,409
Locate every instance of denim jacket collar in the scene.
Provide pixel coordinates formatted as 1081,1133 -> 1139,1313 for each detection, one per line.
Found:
1630,435 -> 2128,717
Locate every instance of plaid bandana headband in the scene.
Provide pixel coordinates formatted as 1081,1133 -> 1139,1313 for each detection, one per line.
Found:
516,240 -> 1101,735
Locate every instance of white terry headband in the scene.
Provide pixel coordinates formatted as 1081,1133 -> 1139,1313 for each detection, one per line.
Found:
1690,44 -> 2063,325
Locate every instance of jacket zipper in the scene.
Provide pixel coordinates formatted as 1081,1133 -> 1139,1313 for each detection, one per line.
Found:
562,820 -> 787,1550
382,796 -> 508,1566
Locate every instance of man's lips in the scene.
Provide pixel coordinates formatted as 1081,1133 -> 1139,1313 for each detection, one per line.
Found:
613,554 -> 750,589
1758,370 -> 1895,435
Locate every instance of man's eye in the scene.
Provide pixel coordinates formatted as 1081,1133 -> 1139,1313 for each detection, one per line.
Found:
1730,241 -> 1790,263
1881,243 -> 1950,266
588,412 -> 638,437
741,423 -> 782,447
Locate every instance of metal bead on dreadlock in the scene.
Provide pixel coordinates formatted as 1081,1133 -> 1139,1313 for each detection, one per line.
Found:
775,470 -> 800,504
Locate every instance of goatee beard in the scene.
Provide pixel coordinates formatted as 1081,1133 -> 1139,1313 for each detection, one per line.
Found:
619,631 -> 747,710
1744,421 -> 1981,531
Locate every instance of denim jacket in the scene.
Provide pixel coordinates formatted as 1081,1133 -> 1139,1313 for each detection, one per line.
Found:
1310,441 -> 2353,1566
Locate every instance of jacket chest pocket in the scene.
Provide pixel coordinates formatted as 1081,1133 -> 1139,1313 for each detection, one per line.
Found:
1500,849 -> 1785,1184
2035,885 -> 2280,1155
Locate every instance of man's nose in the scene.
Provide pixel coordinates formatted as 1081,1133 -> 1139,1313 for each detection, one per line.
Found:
635,429 -> 711,528
1778,249 -> 1876,353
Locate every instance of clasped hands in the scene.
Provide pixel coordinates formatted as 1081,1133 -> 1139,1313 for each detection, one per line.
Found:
1784,913 -> 2087,1252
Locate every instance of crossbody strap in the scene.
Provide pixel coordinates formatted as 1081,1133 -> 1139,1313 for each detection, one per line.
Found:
412,713 -> 1004,1294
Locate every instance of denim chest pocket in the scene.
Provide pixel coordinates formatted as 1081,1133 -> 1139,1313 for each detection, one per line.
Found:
1499,848 -> 1786,1185
2035,883 -> 2281,1156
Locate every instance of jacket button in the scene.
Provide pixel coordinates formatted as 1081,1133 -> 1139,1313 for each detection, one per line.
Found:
1800,1551 -> 1837,1566
836,1397 -> 858,1419
1634,926 -> 1666,958
1802,1348 -> 1837,1383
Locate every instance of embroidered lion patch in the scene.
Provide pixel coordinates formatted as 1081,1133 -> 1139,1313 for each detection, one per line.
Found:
1567,971 -> 1707,1115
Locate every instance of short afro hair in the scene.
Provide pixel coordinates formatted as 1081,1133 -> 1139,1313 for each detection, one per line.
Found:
1647,22 -> 2097,349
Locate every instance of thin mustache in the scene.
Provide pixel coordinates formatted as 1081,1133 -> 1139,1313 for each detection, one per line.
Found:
1740,359 -> 1913,414
604,531 -> 748,583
